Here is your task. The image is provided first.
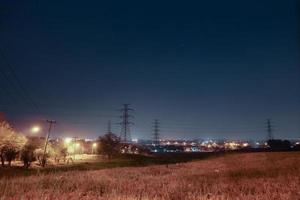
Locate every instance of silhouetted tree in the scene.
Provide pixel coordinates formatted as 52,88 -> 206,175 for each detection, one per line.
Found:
267,139 -> 291,150
21,144 -> 36,169
98,133 -> 121,159
60,148 -> 68,163
3,146 -> 18,166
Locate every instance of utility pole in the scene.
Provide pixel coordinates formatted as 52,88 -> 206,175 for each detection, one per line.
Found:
266,118 -> 274,141
153,119 -> 160,146
119,104 -> 134,143
42,120 -> 56,167
73,136 -> 78,161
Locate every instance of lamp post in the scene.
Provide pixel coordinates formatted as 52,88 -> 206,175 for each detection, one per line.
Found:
73,137 -> 78,161
92,143 -> 97,154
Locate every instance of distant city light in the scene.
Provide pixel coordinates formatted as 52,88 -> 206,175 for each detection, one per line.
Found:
64,137 -> 72,144
92,143 -> 97,148
242,143 -> 249,147
132,138 -> 138,143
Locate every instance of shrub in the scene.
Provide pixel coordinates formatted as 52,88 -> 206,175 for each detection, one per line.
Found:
98,133 -> 121,159
267,139 -> 291,150
21,144 -> 36,168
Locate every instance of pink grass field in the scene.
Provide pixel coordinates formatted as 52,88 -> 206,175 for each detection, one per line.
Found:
1,152 -> 300,200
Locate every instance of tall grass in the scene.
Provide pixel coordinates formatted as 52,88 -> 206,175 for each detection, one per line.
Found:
0,152 -> 299,200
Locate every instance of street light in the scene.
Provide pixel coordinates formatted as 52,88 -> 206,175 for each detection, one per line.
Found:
31,126 -> 41,134
64,137 -> 72,145
92,143 -> 97,154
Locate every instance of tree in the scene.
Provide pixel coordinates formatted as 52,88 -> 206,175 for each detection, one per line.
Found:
51,141 -> 68,163
267,139 -> 291,150
34,146 -> 55,166
98,133 -> 121,159
21,144 -> 36,169
0,122 -> 12,167
3,146 -> 18,167
59,148 -> 68,163
26,136 -> 56,166
34,148 -> 45,166
0,121 -> 27,167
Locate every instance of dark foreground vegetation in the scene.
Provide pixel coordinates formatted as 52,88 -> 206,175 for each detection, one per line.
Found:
0,152 -> 220,178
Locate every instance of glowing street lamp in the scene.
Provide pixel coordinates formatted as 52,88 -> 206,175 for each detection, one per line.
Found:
31,126 -> 41,134
64,137 -> 72,145
92,143 -> 97,154
242,143 -> 249,147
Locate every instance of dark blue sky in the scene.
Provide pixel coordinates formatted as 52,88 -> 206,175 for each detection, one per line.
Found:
0,0 -> 299,140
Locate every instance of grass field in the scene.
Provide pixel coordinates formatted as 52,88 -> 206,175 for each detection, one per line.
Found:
0,152 -> 299,200
0,152 -> 217,178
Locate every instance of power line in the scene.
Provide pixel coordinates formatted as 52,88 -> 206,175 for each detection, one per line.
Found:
0,49 -> 42,114
153,119 -> 160,145
118,104 -> 134,143
0,64 -> 25,103
266,118 -> 274,140
0,72 -> 19,104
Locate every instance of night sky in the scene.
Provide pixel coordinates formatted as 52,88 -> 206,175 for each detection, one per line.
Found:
0,0 -> 299,140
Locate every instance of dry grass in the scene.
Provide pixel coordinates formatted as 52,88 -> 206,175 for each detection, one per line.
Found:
1,152 -> 300,200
